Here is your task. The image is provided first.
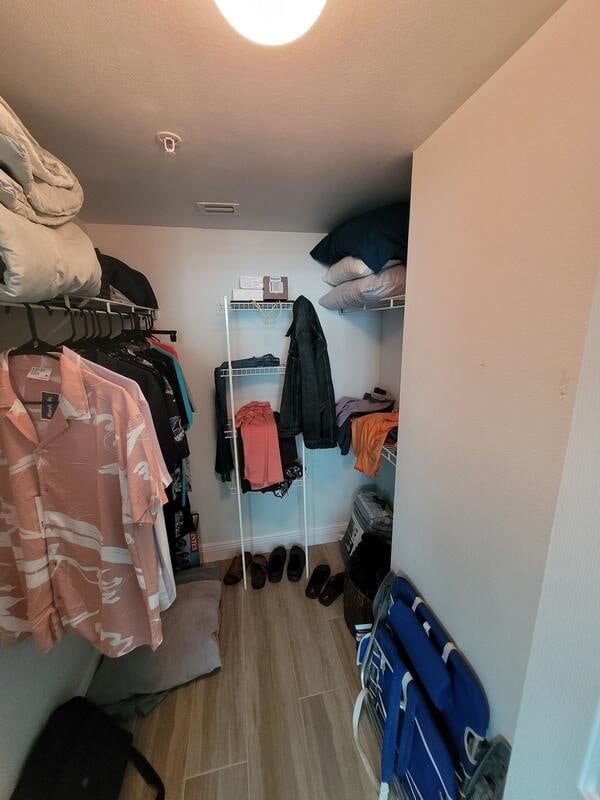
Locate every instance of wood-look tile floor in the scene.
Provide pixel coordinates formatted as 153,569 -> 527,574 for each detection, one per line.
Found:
119,542 -> 378,800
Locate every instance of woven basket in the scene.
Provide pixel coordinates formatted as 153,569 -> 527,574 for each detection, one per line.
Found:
343,569 -> 374,636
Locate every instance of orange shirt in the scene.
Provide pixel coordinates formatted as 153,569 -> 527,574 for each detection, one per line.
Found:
352,410 -> 399,478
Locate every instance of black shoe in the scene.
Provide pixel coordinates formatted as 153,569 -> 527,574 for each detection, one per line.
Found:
268,546 -> 287,583
305,564 -> 331,598
318,572 -> 345,606
287,545 -> 306,582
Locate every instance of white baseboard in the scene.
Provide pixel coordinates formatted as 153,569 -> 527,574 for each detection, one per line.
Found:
199,524 -> 345,563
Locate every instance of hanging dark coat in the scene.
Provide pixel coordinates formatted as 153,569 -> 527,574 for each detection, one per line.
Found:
279,295 -> 337,449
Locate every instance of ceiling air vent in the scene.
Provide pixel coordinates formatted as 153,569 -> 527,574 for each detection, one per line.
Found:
196,202 -> 240,215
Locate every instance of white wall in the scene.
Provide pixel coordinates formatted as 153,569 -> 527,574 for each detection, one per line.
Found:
391,0 -> 600,740
504,274 -> 600,799
0,315 -> 100,800
87,225 -> 379,557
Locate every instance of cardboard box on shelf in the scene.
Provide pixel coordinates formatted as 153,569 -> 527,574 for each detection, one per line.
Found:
239,275 -> 263,290
232,288 -> 264,301
263,275 -> 288,300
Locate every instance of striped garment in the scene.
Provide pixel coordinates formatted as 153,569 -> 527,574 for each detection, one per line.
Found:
0,350 -> 166,656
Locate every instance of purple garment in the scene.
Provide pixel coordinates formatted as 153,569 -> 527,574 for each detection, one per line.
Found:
336,390 -> 395,427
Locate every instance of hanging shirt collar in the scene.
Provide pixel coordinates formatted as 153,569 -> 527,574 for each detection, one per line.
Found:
0,349 -> 91,422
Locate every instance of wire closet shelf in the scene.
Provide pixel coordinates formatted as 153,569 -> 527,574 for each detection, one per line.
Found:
221,295 -> 310,589
381,443 -> 397,468
338,294 -> 405,314
217,300 -> 295,312
220,365 -> 287,378
0,294 -> 159,317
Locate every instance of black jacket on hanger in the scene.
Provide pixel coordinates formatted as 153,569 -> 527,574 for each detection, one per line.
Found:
279,295 -> 337,449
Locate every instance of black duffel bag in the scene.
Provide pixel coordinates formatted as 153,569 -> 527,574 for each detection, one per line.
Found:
10,696 -> 164,800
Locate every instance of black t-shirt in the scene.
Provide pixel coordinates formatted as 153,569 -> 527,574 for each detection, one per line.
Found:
92,352 -> 188,470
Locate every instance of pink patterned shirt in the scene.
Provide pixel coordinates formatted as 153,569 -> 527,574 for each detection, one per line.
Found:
0,350 -> 166,656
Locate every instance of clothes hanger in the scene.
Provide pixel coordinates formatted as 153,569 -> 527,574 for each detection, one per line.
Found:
60,306 -> 81,347
10,305 -> 61,359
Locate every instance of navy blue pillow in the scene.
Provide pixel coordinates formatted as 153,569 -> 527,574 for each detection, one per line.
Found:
310,202 -> 410,273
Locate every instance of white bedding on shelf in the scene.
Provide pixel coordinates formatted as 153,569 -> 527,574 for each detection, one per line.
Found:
319,264 -> 407,311
0,204 -> 101,302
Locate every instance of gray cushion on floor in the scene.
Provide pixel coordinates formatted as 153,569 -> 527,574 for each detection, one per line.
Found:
87,578 -> 222,707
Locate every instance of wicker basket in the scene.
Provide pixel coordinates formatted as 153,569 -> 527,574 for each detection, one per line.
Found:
343,569 -> 374,636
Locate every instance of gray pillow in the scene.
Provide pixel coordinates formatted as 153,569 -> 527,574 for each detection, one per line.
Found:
319,265 -> 407,311
87,579 -> 222,706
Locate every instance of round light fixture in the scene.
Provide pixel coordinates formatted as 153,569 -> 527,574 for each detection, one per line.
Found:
214,0 -> 327,46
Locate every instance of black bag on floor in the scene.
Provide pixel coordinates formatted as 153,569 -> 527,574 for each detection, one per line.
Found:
10,696 -> 164,800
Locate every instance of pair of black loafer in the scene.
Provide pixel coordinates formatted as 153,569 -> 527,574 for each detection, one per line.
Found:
268,545 -> 305,583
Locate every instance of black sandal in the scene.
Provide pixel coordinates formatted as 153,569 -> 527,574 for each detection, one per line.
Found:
250,554 -> 268,590
287,545 -> 306,582
305,564 -> 331,598
318,572 -> 345,606
268,546 -> 287,583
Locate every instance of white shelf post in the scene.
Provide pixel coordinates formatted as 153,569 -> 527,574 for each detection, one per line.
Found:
224,296 -> 247,589
302,438 -> 309,580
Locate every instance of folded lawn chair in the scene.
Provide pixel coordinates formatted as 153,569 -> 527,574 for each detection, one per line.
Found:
390,576 -> 490,784
354,619 -> 458,800
354,573 -> 490,798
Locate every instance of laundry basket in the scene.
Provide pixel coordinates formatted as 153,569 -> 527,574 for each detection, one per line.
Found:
343,569 -> 374,637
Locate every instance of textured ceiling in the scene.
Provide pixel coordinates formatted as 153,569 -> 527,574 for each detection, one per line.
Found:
0,0 -> 564,232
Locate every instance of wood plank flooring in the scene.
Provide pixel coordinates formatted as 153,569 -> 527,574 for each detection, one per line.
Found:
119,542 -> 377,800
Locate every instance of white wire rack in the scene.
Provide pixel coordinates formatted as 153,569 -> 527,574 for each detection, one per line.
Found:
381,443 -> 397,467
222,296 -> 310,588
230,476 -> 306,495
338,295 -> 405,314
0,295 -> 158,318
217,300 -> 295,312
219,365 -> 287,378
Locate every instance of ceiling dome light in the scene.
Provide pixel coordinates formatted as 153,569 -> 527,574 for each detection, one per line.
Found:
214,0 -> 327,46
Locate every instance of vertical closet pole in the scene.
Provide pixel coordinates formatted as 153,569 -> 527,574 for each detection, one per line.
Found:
302,438 -> 309,580
224,296 -> 247,589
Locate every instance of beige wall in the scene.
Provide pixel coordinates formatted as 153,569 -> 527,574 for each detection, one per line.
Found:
392,0 -> 600,740
86,225 -> 379,559
505,270 -> 600,800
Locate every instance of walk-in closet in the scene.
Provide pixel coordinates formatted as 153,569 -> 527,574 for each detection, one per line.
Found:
1,2 -> 599,799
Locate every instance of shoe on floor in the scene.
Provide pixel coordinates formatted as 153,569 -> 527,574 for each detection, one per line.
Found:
287,545 -> 306,582
223,551 -> 252,585
250,554 -> 268,590
268,546 -> 287,583
305,563 -> 331,598
318,572 -> 345,606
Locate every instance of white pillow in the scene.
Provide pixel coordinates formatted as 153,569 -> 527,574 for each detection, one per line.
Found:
322,256 -> 401,286
319,265 -> 407,311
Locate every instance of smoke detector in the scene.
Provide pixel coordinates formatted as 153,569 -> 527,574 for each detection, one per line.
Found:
156,131 -> 182,155
196,202 -> 240,215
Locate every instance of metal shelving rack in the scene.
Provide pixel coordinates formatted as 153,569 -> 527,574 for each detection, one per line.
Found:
381,443 -> 397,468
219,300 -> 295,312
338,294 -> 405,314
0,294 -> 158,318
222,296 -> 310,589
220,365 -> 287,378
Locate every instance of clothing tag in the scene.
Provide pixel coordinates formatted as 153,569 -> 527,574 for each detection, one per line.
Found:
27,366 -> 52,381
269,277 -> 284,293
41,392 -> 59,420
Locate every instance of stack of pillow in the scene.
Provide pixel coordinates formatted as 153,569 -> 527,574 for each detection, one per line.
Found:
311,202 -> 409,311
0,95 -> 101,302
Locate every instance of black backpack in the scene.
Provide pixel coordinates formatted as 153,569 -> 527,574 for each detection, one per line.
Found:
10,696 -> 165,800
